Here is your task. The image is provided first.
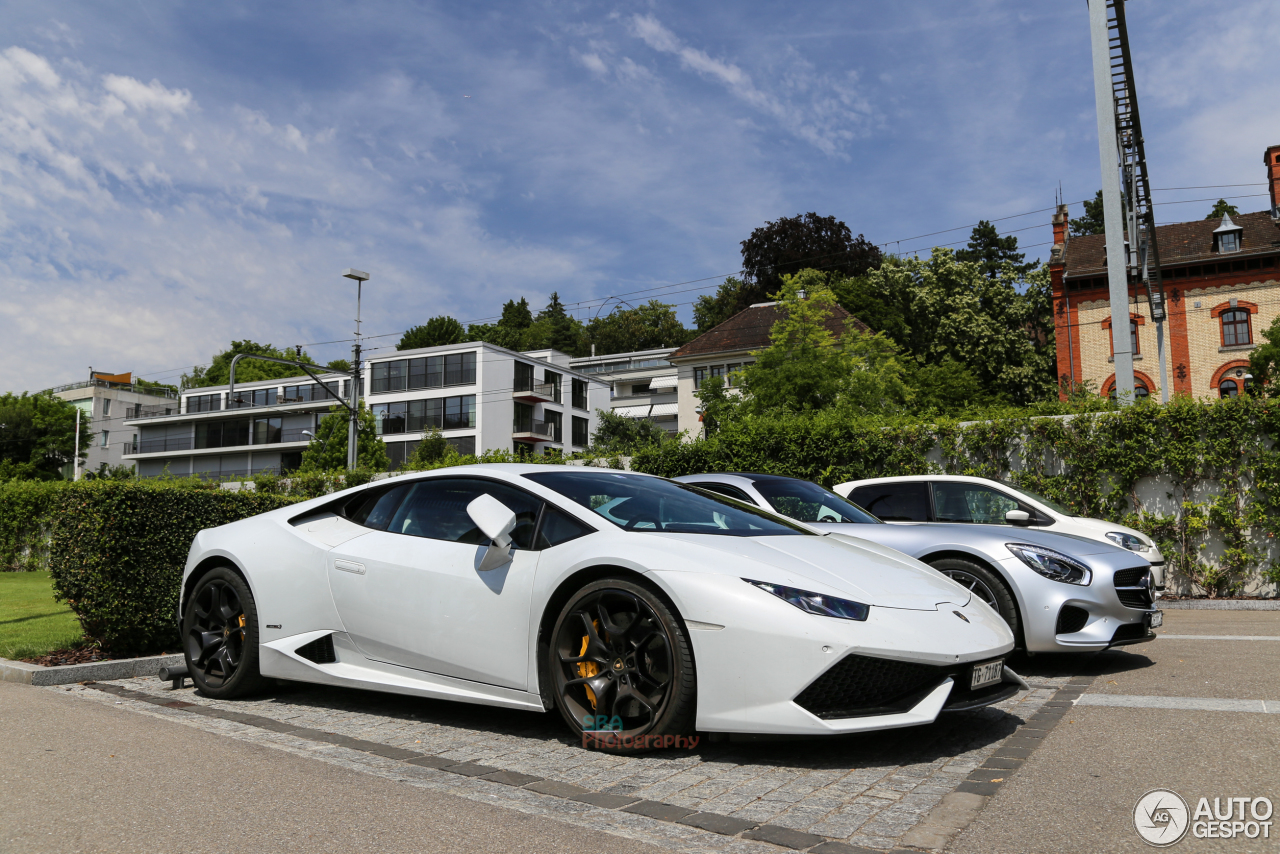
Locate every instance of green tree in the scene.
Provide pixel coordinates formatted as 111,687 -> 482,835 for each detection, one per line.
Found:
325,359 -> 352,373
1070,190 -> 1105,236
903,359 -> 989,415
398,316 -> 467,351
734,270 -> 909,416
590,409 -> 671,454
402,427 -> 454,469
586,301 -> 693,355
468,298 -> 534,350
1206,199 -> 1241,220
183,341 -> 318,390
842,250 -> 1056,405
0,392 -> 89,481
955,220 -> 1039,279
513,292 -> 587,355
694,214 -> 883,331
1248,315 -> 1280,397
297,404 -> 389,472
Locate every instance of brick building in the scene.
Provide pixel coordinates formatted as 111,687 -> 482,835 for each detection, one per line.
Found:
1050,143 -> 1280,399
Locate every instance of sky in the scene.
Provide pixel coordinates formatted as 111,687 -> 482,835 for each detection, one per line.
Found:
1,0 -> 1277,392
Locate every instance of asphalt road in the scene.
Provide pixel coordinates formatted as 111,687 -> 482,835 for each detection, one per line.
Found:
0,680 -> 666,854
953,610 -> 1280,854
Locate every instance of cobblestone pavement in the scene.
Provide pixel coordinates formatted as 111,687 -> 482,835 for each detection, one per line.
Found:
62,658 -> 1098,852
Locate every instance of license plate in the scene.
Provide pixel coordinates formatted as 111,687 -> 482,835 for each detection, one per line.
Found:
1149,610 -> 1163,629
970,660 -> 1003,690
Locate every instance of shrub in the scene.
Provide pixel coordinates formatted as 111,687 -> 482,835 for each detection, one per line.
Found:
48,479 -> 300,655
0,480 -> 63,571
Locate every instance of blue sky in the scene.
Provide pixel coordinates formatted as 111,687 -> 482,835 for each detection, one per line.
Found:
2,1 -> 1277,391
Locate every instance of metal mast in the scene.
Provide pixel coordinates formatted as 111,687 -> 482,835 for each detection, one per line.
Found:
1089,0 -> 1170,403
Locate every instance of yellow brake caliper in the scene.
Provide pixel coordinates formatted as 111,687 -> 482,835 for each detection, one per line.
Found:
577,621 -> 602,709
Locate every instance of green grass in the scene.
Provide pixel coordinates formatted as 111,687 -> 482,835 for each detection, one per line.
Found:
0,572 -> 84,660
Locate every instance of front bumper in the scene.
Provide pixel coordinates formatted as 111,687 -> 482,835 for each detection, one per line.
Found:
1004,557 -> 1160,652
649,571 -> 1017,735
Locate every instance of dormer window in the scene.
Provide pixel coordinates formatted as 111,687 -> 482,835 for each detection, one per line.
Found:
1214,213 -> 1244,254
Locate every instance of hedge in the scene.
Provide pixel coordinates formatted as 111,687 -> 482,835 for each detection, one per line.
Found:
0,480 -> 63,571
632,396 -> 1280,598
47,480 -> 301,655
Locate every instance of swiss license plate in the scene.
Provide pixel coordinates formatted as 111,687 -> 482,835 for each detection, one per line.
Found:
970,659 -> 1004,690
1148,610 -> 1163,629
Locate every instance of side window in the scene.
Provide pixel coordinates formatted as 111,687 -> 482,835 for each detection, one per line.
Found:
388,478 -> 542,549
535,507 -> 595,549
931,482 -> 1020,524
692,482 -> 756,504
347,484 -> 412,530
848,483 -> 929,522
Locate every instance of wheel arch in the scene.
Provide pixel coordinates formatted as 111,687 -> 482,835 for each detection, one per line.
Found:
920,549 -> 1024,631
181,554 -> 252,622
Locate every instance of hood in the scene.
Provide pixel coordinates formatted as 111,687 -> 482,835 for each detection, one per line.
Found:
807,521 -> 1130,558
646,532 -> 971,611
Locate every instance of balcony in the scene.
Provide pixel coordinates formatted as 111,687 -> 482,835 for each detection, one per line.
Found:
513,380 -> 557,403
512,420 -> 557,443
128,428 -> 312,457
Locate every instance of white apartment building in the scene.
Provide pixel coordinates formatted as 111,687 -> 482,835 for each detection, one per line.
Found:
568,348 -> 681,437
48,371 -> 181,477
121,342 -> 609,478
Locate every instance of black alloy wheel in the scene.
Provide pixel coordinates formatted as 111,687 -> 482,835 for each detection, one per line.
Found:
549,579 -> 695,751
183,567 -> 269,697
929,556 -> 1022,642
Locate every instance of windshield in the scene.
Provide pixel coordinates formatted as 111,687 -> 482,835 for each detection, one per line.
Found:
996,481 -> 1075,516
752,478 -> 882,524
524,471 -> 810,537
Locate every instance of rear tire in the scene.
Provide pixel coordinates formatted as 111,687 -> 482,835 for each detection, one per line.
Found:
183,567 -> 270,698
548,578 -> 695,752
929,557 -> 1021,642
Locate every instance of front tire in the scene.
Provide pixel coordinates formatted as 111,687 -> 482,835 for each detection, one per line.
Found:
548,578 -> 695,751
930,557 -> 1022,642
183,567 -> 270,698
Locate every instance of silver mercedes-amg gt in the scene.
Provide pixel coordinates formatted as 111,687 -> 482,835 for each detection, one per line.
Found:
674,473 -> 1160,653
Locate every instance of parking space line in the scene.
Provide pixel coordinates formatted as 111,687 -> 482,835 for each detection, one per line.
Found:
1156,634 -> 1280,641
1076,694 -> 1280,713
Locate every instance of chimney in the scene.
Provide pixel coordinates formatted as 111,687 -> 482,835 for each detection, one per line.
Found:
1267,143 -> 1280,219
1049,203 -> 1069,267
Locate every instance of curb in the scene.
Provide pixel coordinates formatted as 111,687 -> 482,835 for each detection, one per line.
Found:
0,653 -> 182,686
1159,600 -> 1280,611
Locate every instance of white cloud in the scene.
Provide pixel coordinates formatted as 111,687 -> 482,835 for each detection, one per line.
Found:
102,74 -> 192,113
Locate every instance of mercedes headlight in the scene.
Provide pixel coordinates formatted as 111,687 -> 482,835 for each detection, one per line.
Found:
1006,544 -> 1092,585
743,579 -> 870,621
1105,531 -> 1152,553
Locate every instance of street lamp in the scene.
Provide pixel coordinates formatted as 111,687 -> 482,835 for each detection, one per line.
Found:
342,269 -> 370,470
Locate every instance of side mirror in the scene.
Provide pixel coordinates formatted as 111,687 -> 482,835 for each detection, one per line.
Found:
1005,509 -> 1032,526
468,494 -> 518,571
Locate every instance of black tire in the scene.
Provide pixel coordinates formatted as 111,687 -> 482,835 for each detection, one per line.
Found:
548,578 -> 695,752
930,557 -> 1022,642
182,567 -> 270,698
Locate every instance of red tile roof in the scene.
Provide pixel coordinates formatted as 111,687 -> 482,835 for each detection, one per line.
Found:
669,301 -> 868,361
1064,210 -> 1280,276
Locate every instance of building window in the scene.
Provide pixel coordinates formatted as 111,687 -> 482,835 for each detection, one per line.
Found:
229,388 -> 277,409
186,393 -> 222,413
1108,380 -> 1150,401
1219,232 -> 1240,254
375,395 -> 474,434
545,410 -> 562,443
1221,310 -> 1252,347
514,362 -> 535,393
1108,320 -> 1139,356
545,370 -> 562,403
709,365 -> 725,380
572,416 -> 589,447
1220,379 -> 1239,398
100,430 -> 109,447
693,367 -> 707,389
373,352 -> 476,394
253,418 -> 283,445
514,401 -> 533,433
195,420 -> 251,449
572,379 -> 588,410
102,398 -> 111,416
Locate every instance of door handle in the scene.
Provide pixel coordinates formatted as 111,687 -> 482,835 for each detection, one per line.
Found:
334,560 -> 366,575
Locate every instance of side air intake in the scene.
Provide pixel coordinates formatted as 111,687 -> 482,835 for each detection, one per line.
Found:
295,634 -> 337,664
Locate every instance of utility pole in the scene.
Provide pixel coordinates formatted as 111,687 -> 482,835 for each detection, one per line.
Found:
343,269 -> 370,471
1088,0 -> 1135,403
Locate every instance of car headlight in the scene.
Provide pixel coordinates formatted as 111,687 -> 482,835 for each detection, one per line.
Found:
742,578 -> 869,621
1006,544 -> 1092,585
1105,531 -> 1152,553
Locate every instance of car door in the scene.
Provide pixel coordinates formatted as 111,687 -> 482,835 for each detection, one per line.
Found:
326,477 -> 544,690
929,481 -> 1035,525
